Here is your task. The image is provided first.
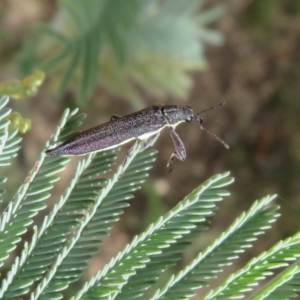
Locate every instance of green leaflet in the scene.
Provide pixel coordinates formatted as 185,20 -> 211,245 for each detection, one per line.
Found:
153,195 -> 279,300
73,172 -> 233,300
0,99 -> 85,277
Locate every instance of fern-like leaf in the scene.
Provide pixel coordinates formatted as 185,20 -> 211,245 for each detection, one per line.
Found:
248,261 -> 300,300
38,0 -> 140,102
0,96 -> 11,154
28,143 -> 156,299
207,231 -> 300,299
0,156 -> 93,299
249,260 -> 300,300
0,97 -> 21,162
152,194 -> 279,300
0,107 -> 85,268
0,96 -> 22,202
22,1 -> 225,106
0,149 -> 117,299
72,172 -> 233,300
115,226 -> 203,300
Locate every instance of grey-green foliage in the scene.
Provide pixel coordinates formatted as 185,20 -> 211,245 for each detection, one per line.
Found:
155,195 -> 279,300
1,96 -> 300,299
0,97 -> 85,270
0,96 -> 22,201
1,151 -> 117,298
74,173 -> 233,300
207,231 -> 300,300
21,0 -> 225,107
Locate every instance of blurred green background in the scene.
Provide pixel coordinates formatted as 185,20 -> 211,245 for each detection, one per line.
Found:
1,0 -> 300,297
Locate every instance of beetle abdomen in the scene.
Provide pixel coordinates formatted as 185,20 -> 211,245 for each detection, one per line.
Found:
46,123 -> 132,156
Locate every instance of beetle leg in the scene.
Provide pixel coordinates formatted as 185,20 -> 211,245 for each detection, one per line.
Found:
120,132 -> 160,177
120,139 -> 140,176
167,128 -> 186,173
110,115 -> 121,121
142,132 -> 160,150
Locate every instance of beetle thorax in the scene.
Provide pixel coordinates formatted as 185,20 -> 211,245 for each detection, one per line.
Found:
162,105 -> 194,126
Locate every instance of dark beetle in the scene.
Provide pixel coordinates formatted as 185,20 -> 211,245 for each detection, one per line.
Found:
46,104 -> 228,172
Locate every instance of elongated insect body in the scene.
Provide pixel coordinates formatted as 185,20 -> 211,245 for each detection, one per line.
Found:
46,105 -> 192,156
46,104 -> 228,171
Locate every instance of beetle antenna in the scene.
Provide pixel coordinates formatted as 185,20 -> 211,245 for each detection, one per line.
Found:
195,102 -> 225,116
199,123 -> 229,149
193,105 -> 229,149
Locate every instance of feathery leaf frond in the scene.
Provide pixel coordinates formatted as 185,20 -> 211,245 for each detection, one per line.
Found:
0,96 -> 22,202
0,107 -> 84,268
153,194 -> 279,300
73,172 -> 234,300
0,149 -> 117,298
29,144 -> 157,300
40,0 -> 140,102
114,226 -> 202,300
0,96 -> 11,154
23,1 -> 224,106
0,98 -> 21,164
248,261 -> 300,300
208,230 -> 300,300
0,156 -> 94,299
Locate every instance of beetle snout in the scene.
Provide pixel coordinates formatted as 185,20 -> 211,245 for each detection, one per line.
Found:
193,114 -> 203,125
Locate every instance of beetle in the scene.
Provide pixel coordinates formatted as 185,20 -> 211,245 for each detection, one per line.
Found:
46,103 -> 229,172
